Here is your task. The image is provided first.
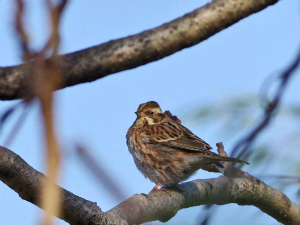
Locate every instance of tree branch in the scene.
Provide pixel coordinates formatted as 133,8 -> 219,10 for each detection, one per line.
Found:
110,176 -> 300,225
1,145 -> 299,225
0,0 -> 278,100
0,146 -> 126,225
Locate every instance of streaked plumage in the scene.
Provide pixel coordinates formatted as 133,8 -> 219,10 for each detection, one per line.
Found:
126,101 -> 248,192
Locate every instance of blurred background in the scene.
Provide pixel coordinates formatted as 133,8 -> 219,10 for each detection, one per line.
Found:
0,0 -> 300,224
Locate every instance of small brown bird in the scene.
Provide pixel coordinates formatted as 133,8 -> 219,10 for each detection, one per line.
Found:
126,101 -> 248,192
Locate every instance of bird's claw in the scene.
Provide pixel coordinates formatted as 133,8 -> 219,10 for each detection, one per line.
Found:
149,187 -> 169,194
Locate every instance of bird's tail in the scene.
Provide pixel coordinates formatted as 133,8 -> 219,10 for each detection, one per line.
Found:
213,157 -> 249,174
219,156 -> 249,165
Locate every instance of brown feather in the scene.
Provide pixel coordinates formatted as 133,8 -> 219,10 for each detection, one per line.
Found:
147,119 -> 213,154
126,101 -> 249,190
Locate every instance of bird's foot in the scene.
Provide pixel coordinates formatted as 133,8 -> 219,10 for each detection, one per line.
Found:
149,187 -> 169,194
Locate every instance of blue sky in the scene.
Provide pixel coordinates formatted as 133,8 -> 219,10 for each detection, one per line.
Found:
0,1 -> 299,224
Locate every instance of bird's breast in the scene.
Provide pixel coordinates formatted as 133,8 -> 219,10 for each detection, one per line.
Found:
127,128 -> 149,160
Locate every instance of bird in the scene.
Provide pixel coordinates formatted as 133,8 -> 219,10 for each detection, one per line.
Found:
126,101 -> 249,192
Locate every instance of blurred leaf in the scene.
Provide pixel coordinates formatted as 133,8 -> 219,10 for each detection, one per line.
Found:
290,105 -> 300,118
293,163 -> 300,174
250,145 -> 271,166
190,96 -> 260,136
194,107 -> 212,119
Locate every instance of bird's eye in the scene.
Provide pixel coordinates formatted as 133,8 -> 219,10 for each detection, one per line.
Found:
149,111 -> 154,115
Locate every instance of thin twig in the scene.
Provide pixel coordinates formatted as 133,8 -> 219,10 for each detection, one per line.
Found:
13,1 -> 68,225
3,102 -> 30,147
14,0 -> 34,61
76,144 -> 128,202
231,47 -> 300,164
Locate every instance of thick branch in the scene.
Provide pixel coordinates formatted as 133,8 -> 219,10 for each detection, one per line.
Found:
110,176 -> 300,225
0,146 -> 126,225
0,0 -> 278,100
1,145 -> 299,225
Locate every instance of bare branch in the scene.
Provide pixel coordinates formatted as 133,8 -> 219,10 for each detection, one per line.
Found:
110,175 -> 300,225
1,145 -> 299,225
0,0 -> 278,100
0,146 -> 126,225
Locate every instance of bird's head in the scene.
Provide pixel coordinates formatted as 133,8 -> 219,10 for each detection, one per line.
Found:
135,101 -> 165,125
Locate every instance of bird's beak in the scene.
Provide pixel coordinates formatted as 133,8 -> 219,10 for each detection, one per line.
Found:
135,111 -> 145,117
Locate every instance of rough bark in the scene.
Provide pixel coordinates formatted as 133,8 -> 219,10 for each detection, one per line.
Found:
110,174 -> 300,225
0,146 -> 126,225
1,146 -> 299,225
0,0 -> 278,100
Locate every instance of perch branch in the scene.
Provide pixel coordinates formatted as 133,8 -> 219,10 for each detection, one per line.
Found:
1,145 -> 299,225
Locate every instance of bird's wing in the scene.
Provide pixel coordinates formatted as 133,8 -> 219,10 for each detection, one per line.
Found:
146,120 -> 213,154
